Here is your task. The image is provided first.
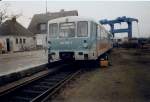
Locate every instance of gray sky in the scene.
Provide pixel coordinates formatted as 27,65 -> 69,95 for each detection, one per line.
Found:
1,1 -> 150,38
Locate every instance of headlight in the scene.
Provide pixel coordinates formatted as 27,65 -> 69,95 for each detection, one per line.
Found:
48,41 -> 51,46
48,41 -> 51,49
83,40 -> 88,48
83,43 -> 88,48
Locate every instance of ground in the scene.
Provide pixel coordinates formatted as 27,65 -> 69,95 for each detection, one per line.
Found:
0,50 -> 47,76
52,48 -> 150,102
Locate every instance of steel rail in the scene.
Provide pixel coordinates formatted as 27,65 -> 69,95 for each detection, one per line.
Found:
41,70 -> 81,102
0,63 -> 70,99
0,63 -> 79,102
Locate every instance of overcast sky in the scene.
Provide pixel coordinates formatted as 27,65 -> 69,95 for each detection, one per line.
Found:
1,1 -> 150,38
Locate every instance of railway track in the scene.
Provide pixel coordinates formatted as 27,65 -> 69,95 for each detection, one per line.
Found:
0,63 -> 80,102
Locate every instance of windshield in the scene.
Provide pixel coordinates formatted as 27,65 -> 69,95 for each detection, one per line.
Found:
77,21 -> 88,37
59,22 -> 75,38
49,23 -> 58,38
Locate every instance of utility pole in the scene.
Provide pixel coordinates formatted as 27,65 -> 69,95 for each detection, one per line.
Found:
45,0 -> 47,13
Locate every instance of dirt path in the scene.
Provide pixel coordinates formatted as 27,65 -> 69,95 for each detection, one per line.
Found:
52,48 -> 150,102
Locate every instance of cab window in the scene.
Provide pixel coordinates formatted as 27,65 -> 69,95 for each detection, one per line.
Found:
59,22 -> 75,38
77,21 -> 88,37
49,23 -> 58,38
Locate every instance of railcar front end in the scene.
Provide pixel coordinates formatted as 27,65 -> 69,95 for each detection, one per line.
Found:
48,17 -> 98,62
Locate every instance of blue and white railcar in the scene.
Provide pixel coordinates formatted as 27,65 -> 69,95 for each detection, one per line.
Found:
47,16 -> 113,62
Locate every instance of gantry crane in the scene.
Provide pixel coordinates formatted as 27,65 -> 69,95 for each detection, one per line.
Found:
100,16 -> 138,38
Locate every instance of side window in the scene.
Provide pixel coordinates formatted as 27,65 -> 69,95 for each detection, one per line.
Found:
40,23 -> 47,33
97,26 -> 101,37
105,31 -> 108,40
106,31 -> 109,39
23,39 -> 26,44
105,31 -> 108,39
20,38 -> 22,44
77,21 -> 88,37
93,23 -> 97,35
45,36 -> 47,42
90,22 -> 97,36
101,29 -> 108,40
101,29 -> 104,39
16,38 -> 18,44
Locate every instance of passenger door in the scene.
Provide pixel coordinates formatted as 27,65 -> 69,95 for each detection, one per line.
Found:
97,25 -> 101,57
90,22 -> 98,58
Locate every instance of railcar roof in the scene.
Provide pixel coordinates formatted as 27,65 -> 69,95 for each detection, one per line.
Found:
48,16 -> 100,24
48,16 -> 112,35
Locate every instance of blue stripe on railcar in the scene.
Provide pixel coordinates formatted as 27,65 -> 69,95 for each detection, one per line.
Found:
48,38 -> 96,51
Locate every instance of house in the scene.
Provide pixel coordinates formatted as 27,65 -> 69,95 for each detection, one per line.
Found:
28,9 -> 78,48
0,17 -> 36,53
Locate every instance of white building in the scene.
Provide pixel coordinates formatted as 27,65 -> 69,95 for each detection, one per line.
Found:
0,18 -> 36,53
28,9 -> 78,48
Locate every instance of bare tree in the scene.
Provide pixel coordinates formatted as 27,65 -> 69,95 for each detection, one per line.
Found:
10,12 -> 22,19
0,3 -> 22,24
0,3 -> 9,24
